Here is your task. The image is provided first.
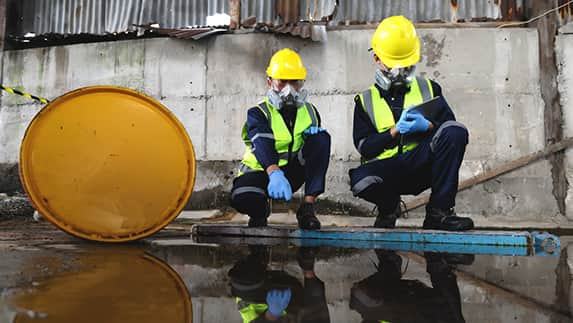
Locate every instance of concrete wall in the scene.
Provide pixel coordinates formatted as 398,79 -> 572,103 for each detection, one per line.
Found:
558,25 -> 573,221
0,28 -> 565,217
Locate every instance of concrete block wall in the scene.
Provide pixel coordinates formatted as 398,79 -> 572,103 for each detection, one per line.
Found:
558,26 -> 573,221
0,28 -> 566,218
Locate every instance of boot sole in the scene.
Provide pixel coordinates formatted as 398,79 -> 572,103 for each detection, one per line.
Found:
423,223 -> 474,231
298,224 -> 321,230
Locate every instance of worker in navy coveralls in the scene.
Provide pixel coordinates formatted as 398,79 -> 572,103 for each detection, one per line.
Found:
350,16 -> 473,231
231,48 -> 331,230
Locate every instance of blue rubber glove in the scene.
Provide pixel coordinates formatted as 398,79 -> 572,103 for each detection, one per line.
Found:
395,111 -> 430,135
266,289 -> 291,318
267,170 -> 292,201
395,109 -> 410,132
303,126 -> 326,136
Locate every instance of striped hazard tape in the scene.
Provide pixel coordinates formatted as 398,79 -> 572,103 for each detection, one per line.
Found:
1,85 -> 49,104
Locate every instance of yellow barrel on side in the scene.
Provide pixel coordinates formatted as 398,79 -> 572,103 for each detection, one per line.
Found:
19,86 -> 196,242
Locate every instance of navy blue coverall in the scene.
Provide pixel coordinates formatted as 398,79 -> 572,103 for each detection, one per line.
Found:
349,81 -> 469,215
231,104 -> 331,221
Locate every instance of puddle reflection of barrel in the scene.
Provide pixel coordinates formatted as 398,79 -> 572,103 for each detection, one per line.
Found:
11,249 -> 193,323
19,86 -> 196,242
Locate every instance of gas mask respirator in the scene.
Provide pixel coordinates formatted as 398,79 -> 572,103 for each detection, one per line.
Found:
267,83 -> 308,110
375,65 -> 417,91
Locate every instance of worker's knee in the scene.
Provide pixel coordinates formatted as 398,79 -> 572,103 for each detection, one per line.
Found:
301,132 -> 331,166
305,131 -> 331,149
356,183 -> 384,201
431,121 -> 468,152
350,172 -> 384,197
231,189 -> 267,214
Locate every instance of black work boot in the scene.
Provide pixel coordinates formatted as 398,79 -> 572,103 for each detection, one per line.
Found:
297,246 -> 318,271
423,206 -> 474,231
374,205 -> 400,228
248,204 -> 270,228
297,202 -> 321,230
248,217 -> 267,227
374,249 -> 403,280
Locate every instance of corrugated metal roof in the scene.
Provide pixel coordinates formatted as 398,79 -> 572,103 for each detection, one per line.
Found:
6,0 -> 571,41
7,0 -> 231,36
139,25 -> 228,40
240,0 -> 275,25
558,0 -> 572,25
239,0 -> 525,26
332,0 -> 525,24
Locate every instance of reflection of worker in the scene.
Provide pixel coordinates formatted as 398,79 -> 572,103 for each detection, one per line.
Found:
349,15 -> 473,231
231,48 -> 331,230
228,245 -> 330,322
350,250 -> 471,323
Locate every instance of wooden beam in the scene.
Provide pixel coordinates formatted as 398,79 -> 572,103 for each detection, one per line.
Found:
405,137 -> 573,211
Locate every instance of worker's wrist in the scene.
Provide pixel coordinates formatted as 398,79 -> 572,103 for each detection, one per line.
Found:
265,311 -> 280,321
266,164 -> 280,175
427,121 -> 434,131
390,126 -> 398,138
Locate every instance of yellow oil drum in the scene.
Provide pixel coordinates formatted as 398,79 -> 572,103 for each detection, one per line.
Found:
10,248 -> 193,323
19,86 -> 196,242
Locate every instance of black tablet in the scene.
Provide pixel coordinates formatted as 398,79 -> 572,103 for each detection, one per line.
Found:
407,96 -> 448,124
400,96 -> 455,145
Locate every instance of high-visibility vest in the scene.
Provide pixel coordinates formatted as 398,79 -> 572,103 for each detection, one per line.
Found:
239,97 -> 318,175
358,76 -> 434,163
236,298 -> 287,322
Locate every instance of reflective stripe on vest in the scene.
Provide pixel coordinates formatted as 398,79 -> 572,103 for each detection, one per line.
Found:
359,77 -> 434,163
239,98 -> 318,175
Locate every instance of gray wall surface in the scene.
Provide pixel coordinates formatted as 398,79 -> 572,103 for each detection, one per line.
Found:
0,27 -> 569,218
558,27 -> 573,221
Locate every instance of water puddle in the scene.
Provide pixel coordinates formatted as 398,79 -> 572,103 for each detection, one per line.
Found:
0,235 -> 572,322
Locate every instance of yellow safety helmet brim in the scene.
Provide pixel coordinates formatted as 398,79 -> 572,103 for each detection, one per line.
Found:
266,48 -> 307,80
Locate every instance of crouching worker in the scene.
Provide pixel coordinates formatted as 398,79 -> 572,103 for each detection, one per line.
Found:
231,48 -> 331,230
228,246 -> 330,323
349,16 -> 473,231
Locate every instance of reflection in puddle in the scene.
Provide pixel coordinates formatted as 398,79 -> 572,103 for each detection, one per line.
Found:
1,237 -> 572,323
152,238 -> 572,323
229,246 -> 330,322
4,248 -> 192,323
350,250 -> 471,323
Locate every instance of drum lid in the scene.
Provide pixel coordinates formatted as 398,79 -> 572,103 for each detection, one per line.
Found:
19,86 -> 195,242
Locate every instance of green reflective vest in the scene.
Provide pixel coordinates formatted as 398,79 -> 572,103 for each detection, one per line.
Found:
358,76 -> 434,163
236,297 -> 287,323
239,97 -> 318,175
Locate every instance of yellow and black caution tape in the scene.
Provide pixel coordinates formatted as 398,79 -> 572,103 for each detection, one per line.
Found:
1,85 -> 49,104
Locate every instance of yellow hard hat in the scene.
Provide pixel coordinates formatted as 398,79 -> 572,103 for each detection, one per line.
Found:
371,15 -> 420,68
266,48 -> 307,80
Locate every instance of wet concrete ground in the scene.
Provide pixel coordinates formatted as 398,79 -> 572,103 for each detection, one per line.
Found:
0,218 -> 572,323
